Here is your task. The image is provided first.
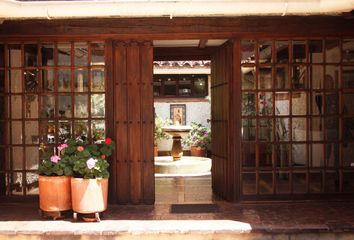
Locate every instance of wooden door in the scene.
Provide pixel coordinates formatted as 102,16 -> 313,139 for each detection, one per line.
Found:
109,41 -> 154,204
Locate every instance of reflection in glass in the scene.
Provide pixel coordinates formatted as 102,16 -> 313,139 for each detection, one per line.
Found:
292,118 -> 307,141
275,92 -> 289,116
58,43 -> 71,66
241,67 -> 255,89
292,144 -> 306,166
312,93 -> 323,115
241,40 -> 255,64
293,173 -> 306,193
343,39 -> 354,62
292,92 -> 306,115
10,70 -> 22,93
311,117 -> 324,141
24,44 -> 38,67
40,120 -> 55,143
292,65 -> 306,89
74,120 -> 88,140
259,119 -> 273,141
74,42 -> 88,66
325,93 -> 338,115
59,121 -> 71,143
41,95 -> 55,118
258,92 -> 272,116
194,77 -> 206,96
242,143 -> 256,167
309,40 -> 323,63
242,173 -> 256,195
342,143 -> 354,167
11,95 -> 22,119
259,41 -> 272,63
91,94 -> 105,118
292,41 -> 306,63
58,69 -> 71,92
25,121 -> 38,144
259,173 -> 273,194
342,66 -> 354,89
275,67 -> 289,89
74,69 -> 88,92
325,117 -> 339,141
343,118 -> 354,141
275,118 -> 289,141
25,147 -> 39,170
276,41 -> 289,63
309,172 -> 322,193
242,92 -> 256,116
41,44 -> 54,66
259,67 -> 272,89
276,172 -> 290,194
179,78 -> 192,97
325,39 -> 340,63
164,78 -> 176,96
259,143 -> 273,167
325,65 -> 339,89
91,43 -> 105,65
24,70 -> 39,92
26,173 -> 39,195
58,95 -> 72,118
11,172 -> 23,195
42,69 -> 54,92
91,69 -> 105,92
242,119 -> 255,141
8,45 -> 21,68
276,144 -> 289,167
75,95 -> 88,118
12,121 -> 22,144
310,66 -> 323,89
92,120 -> 105,143
325,142 -> 339,167
153,78 -> 162,97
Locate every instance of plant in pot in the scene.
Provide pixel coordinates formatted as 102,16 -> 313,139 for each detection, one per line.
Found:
37,143 -> 73,219
182,122 -> 211,157
154,116 -> 171,156
61,137 -> 115,222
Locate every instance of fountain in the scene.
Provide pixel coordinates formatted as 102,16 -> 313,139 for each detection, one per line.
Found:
154,123 -> 212,176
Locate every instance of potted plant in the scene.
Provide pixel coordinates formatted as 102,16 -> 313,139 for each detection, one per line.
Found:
37,143 -> 73,219
182,122 -> 211,157
154,116 -> 171,156
62,137 -> 115,221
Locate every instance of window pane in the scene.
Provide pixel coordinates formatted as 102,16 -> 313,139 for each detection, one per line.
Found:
258,92 -> 272,116
343,94 -> 354,115
325,39 -> 340,63
311,117 -> 324,141
275,92 -> 289,116
8,45 -> 21,68
292,65 -> 307,89
259,173 -> 273,194
312,93 -> 323,115
26,173 -> 38,195
276,172 -> 290,194
293,173 -> 307,193
12,121 -> 22,144
91,94 -> 105,118
24,70 -> 39,92
343,172 -> 354,193
10,70 -> 22,93
325,172 -> 339,192
325,65 -> 340,89
259,143 -> 273,167
91,43 -> 104,65
343,118 -> 354,141
342,66 -> 354,89
11,172 -> 23,195
25,121 -> 38,144
241,40 -> 255,64
275,117 -> 289,141
310,66 -> 323,89
259,118 -> 273,141
325,143 -> 339,167
309,40 -> 323,63
58,120 -> 71,143
343,39 -> 354,62
74,42 -> 88,66
58,69 -> 71,92
91,68 -> 105,92
312,144 -> 324,167
275,66 -> 289,89
58,43 -> 71,66
41,44 -> 54,66
325,117 -> 339,141
325,93 -> 338,115
259,41 -> 272,64
242,173 -> 256,195
74,69 -> 88,92
75,95 -> 88,118
11,95 -> 22,119
292,92 -> 307,115
92,120 -> 105,143
25,147 -> 38,170
74,120 -> 88,141
242,92 -> 256,116
41,95 -> 55,118
58,95 -> 72,118
39,120 -> 55,143
242,119 -> 255,141
153,77 -> 162,97
292,118 -> 307,141
276,144 -> 290,167
242,143 -> 256,167
292,144 -> 307,166
179,77 -> 191,97
164,78 -> 176,96
24,44 -> 38,67
241,67 -> 256,90
258,67 -> 272,89
193,77 -> 207,96
342,143 -> 354,167
293,41 -> 306,63
276,41 -> 289,63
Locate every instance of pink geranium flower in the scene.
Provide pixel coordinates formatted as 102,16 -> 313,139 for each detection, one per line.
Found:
50,155 -> 61,163
77,146 -> 84,152
86,158 -> 97,169
57,143 -> 68,151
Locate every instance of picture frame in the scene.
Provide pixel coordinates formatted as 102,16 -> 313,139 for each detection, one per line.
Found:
170,104 -> 186,125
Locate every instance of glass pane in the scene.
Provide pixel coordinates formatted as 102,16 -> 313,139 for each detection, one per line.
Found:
241,40 -> 255,64
309,172 -> 323,193
91,43 -> 105,65
276,41 -> 289,63
25,121 -> 38,144
58,69 -> 71,92
258,67 -> 272,89
24,70 -> 39,92
42,69 -> 54,92
309,40 -> 323,63
8,45 -> 21,68
41,44 -> 54,66
312,93 -> 323,115
325,143 -> 339,167
276,144 -> 289,167
343,118 -> 354,141
12,121 -> 22,144
258,92 -> 272,116
164,78 -> 176,96
0,44 -> 4,67
242,143 -> 255,167
25,147 -> 38,170
92,120 -> 105,143
292,92 -> 307,115
242,173 -> 256,195
293,41 -> 306,63
343,94 -> 354,115
153,78 -> 162,97
91,94 -> 105,118
325,65 -> 340,89
39,120 -> 55,143
325,39 -> 340,63
312,144 -> 324,167
276,172 -> 290,194
275,92 -> 289,116
343,39 -> 354,62
325,117 -> 339,141
74,120 -> 88,140
292,117 -> 307,141
325,93 -> 338,115
41,95 -> 55,118
275,118 -> 289,141
259,143 -> 273,167
10,70 -> 22,93
74,69 -> 88,92
0,70 -> 5,92
325,172 -> 339,192
24,44 -> 38,67
259,41 -> 272,64
58,43 -> 71,66
343,172 -> 354,193
12,147 -> 23,170
241,92 -> 256,116
74,42 -> 88,66
311,117 -> 324,141
179,78 -> 192,97
342,66 -> 354,89
292,144 -> 307,166
58,95 -> 72,118
75,95 -> 88,118
275,67 -> 289,89
11,95 -> 22,119
310,66 -> 323,89
241,67 -> 255,90
293,173 -> 307,193
0,147 -> 10,170
259,118 -> 273,141
91,68 -> 105,92
58,120 -> 71,143
292,65 -> 307,89
194,77 -> 207,96
26,172 -> 39,195
241,119 -> 255,141
11,172 -> 23,195
342,143 -> 354,167
259,173 -> 273,194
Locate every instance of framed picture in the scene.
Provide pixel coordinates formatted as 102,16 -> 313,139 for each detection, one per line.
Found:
170,104 -> 186,125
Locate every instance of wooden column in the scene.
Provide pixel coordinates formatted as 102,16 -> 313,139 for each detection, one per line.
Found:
211,40 -> 240,202
111,41 -> 154,204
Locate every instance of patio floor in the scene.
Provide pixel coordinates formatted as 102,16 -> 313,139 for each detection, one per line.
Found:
0,176 -> 354,240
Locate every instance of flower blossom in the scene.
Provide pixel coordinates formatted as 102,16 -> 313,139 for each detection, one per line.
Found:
50,155 -> 61,163
77,146 -> 84,152
86,158 -> 97,169
105,138 -> 112,145
57,143 -> 68,151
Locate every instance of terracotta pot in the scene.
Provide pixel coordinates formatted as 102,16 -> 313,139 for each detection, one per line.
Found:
190,146 -> 206,157
71,178 -> 108,214
154,146 -> 158,157
39,175 -> 72,212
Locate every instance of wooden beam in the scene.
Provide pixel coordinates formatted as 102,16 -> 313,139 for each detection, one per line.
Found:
154,47 -> 217,61
198,39 -> 208,49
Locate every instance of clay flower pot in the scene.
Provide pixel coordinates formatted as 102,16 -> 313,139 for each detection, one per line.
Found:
39,175 -> 72,212
190,146 -> 206,157
71,177 -> 108,214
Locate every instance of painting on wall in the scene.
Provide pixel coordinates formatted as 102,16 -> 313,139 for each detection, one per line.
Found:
170,104 -> 186,125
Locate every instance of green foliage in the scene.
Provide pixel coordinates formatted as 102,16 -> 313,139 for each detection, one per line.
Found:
38,146 -> 73,177
154,116 -> 171,145
182,122 -> 211,149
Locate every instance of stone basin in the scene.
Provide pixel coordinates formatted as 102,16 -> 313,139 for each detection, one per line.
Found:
154,156 -> 211,175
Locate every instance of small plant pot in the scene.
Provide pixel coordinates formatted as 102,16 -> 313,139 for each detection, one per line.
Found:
190,146 -> 206,157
